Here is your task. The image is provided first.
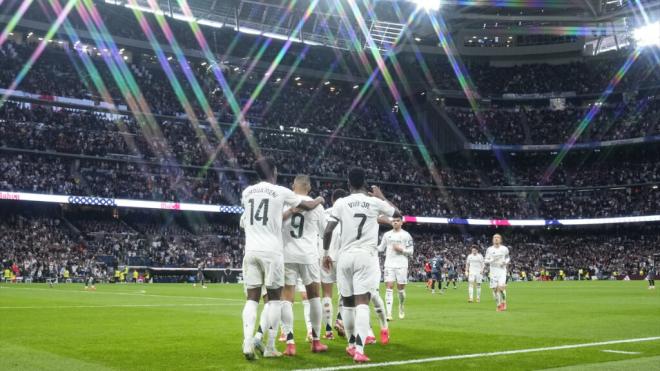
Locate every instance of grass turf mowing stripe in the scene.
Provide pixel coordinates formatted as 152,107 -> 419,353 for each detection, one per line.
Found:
296,336 -> 660,370
0,303 -> 240,309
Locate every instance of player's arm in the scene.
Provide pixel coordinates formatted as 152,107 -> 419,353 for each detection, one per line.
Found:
378,215 -> 393,226
464,259 -> 469,276
369,185 -> 401,218
504,249 -> 511,266
297,197 -> 324,211
322,219 -> 339,270
377,233 -> 387,253
282,207 -> 301,221
402,234 -> 414,257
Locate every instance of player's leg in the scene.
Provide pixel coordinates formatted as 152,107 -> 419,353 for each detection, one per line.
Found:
337,256 -> 356,356
241,254 -> 262,360
476,276 -> 482,302
397,267 -> 408,319
321,282 -> 336,338
468,275 -> 474,302
255,291 -> 268,344
281,264 -> 298,355
263,254 -> 285,357
369,289 -> 388,344
384,278 -> 394,321
302,263 -> 327,352
300,290 -> 312,341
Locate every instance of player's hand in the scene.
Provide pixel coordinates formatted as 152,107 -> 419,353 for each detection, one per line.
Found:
393,244 -> 404,253
322,255 -> 333,271
315,196 -> 325,205
368,185 -> 386,200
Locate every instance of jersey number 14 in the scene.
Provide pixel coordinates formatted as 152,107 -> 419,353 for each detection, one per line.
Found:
248,199 -> 269,226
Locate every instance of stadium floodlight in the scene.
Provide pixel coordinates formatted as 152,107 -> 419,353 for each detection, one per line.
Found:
410,0 -> 441,11
633,21 -> 660,47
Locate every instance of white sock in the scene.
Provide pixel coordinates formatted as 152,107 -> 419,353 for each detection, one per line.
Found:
355,304 -> 370,355
322,297 -> 333,331
495,291 -> 502,305
255,302 -> 268,341
398,289 -> 406,308
385,288 -> 393,317
309,297 -> 322,340
242,300 -> 258,344
370,293 -> 388,329
302,299 -> 312,335
267,300 -> 282,350
469,285 -> 474,301
477,285 -> 481,299
281,301 -> 294,344
342,306 -> 355,346
368,326 -> 374,338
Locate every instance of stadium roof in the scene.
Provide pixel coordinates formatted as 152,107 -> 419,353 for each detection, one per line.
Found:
103,0 -> 660,56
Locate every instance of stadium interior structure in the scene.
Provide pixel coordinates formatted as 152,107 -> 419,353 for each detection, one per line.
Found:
1,0 -> 659,286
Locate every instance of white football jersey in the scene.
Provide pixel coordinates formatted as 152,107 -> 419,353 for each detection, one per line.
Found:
485,245 -> 510,270
283,194 -> 325,264
330,193 -> 396,255
241,181 -> 300,255
378,229 -> 414,269
466,253 -> 484,274
322,207 -> 341,261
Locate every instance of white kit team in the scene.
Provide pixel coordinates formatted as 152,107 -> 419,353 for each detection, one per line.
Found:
239,157 -> 511,363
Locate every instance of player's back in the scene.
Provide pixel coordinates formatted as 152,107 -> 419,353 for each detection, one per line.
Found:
242,181 -> 298,255
331,192 -> 394,255
283,194 -> 324,264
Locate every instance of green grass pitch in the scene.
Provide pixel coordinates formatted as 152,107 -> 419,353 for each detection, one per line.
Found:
1,281 -> 658,370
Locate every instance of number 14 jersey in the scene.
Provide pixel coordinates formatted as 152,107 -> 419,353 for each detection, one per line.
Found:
241,181 -> 300,256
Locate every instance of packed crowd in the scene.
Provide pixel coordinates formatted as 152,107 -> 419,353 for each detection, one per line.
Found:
2,147 -> 660,218
408,226 -> 658,280
2,212 -> 656,282
0,212 -> 243,281
448,98 -> 660,145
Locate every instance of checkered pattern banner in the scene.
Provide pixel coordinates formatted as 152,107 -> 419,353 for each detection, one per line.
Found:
68,196 -> 117,207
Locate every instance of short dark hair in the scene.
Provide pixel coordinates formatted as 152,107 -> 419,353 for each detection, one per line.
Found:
332,188 -> 348,203
254,157 -> 276,181
347,167 -> 366,189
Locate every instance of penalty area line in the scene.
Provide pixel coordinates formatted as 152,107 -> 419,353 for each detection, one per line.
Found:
297,336 -> 660,371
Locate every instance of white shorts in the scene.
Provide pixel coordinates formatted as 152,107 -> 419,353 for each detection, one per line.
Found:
337,252 -> 380,297
320,260 -> 337,284
384,267 -> 408,285
242,251 -> 284,290
489,269 -> 507,289
284,262 -> 320,286
468,273 -> 483,284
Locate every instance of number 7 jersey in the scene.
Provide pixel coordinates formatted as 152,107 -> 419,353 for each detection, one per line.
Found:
241,181 -> 300,255
329,193 -> 395,255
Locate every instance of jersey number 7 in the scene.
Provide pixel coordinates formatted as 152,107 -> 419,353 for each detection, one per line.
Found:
354,213 -> 366,239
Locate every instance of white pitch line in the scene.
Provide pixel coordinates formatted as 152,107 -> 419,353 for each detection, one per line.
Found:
0,303 -> 239,309
601,349 -> 642,355
296,336 -> 660,371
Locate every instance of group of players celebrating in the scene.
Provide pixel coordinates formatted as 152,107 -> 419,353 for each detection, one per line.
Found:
239,157 -> 513,363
